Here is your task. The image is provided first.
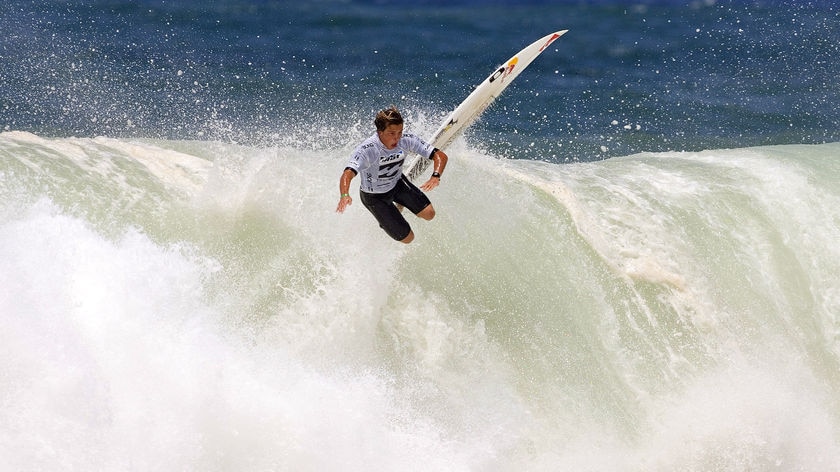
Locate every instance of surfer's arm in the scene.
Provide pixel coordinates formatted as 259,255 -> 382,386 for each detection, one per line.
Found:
336,168 -> 356,213
420,149 -> 448,191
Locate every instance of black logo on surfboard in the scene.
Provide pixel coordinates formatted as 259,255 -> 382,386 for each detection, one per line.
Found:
488,66 -> 506,83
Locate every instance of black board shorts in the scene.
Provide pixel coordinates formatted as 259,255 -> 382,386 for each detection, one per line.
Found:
360,176 -> 431,241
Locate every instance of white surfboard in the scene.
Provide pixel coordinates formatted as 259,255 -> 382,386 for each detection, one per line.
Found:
405,30 -> 568,181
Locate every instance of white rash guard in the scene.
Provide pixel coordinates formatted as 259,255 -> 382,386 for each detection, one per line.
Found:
346,132 -> 435,194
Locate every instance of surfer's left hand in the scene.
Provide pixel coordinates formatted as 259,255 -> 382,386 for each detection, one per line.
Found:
420,176 -> 440,192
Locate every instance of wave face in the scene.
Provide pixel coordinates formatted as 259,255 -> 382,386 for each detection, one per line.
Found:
2,132 -> 839,470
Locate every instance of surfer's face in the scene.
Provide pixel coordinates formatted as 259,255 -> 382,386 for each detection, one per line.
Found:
377,123 -> 403,150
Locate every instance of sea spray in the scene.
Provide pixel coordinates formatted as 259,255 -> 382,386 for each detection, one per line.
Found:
2,133 -> 840,470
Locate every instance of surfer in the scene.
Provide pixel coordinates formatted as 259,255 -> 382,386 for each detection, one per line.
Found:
336,106 -> 448,244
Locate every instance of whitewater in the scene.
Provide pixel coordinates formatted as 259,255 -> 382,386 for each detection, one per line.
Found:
2,130 -> 839,471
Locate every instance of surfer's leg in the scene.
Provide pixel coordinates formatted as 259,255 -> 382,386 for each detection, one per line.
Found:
416,204 -> 435,221
395,176 -> 434,221
360,191 -> 413,242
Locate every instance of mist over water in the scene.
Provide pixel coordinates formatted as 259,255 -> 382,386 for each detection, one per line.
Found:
2,1 -> 838,160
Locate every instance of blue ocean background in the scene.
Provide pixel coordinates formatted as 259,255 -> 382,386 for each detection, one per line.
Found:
2,1 -> 839,470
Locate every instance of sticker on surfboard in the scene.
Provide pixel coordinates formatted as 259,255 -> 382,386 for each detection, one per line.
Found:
405,30 -> 568,181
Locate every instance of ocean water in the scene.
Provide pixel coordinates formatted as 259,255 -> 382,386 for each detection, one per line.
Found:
2,1 -> 840,471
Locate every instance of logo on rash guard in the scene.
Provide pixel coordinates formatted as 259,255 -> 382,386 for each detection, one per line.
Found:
379,151 -> 404,179
380,151 -> 404,164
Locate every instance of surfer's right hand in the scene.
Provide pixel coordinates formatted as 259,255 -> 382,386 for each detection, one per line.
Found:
336,195 -> 352,213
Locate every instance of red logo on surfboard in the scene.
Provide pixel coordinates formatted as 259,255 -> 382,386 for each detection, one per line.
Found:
505,57 -> 519,75
539,33 -> 561,52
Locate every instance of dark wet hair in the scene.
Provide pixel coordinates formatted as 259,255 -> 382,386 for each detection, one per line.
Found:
374,106 -> 403,131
